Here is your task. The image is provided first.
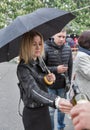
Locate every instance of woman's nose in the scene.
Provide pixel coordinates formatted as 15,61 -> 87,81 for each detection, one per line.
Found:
36,44 -> 40,49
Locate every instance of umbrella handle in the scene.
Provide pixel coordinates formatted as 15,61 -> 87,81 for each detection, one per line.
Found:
40,57 -> 51,74
44,76 -> 53,85
40,57 -> 54,85
47,70 -> 51,74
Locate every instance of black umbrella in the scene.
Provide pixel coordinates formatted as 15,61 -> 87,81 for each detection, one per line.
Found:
0,7 -> 75,62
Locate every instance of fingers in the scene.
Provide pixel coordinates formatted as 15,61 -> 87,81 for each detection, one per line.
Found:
70,104 -> 83,118
73,122 -> 82,130
57,65 -> 68,73
59,98 -> 73,113
60,98 -> 73,106
70,103 -> 90,130
70,109 -> 79,119
71,114 -> 84,130
47,73 -> 56,82
60,107 -> 72,113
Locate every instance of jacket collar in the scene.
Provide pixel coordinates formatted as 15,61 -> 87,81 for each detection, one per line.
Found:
79,46 -> 90,56
46,38 -> 64,50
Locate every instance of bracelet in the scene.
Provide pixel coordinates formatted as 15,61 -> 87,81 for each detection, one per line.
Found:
44,76 -> 53,85
55,96 -> 61,109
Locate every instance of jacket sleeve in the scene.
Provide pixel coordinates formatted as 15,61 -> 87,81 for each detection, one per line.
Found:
17,65 -> 57,108
76,54 -> 90,80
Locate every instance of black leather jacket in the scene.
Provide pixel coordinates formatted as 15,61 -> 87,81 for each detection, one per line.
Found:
17,58 -> 57,109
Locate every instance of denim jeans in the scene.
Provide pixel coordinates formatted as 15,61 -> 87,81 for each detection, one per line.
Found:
48,88 -> 66,130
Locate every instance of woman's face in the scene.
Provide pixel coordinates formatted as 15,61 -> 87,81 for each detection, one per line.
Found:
32,35 -> 43,60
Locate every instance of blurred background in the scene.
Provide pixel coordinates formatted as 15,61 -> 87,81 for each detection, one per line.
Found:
0,0 -> 90,35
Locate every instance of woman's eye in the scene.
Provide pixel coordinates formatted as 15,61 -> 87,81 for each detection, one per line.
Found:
33,43 -> 42,46
33,43 -> 36,46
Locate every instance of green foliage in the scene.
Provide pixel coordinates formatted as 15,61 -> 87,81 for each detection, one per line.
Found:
43,0 -> 90,34
0,0 -> 90,35
0,0 -> 44,27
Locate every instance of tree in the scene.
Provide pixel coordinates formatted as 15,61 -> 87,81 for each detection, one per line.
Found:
0,0 -> 90,34
42,0 -> 90,34
0,0 -> 44,28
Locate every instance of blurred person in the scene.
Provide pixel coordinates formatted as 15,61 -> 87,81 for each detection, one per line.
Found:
17,30 -> 72,130
66,37 -> 75,48
72,30 -> 90,100
66,37 -> 78,60
73,37 -> 79,48
70,102 -> 90,130
44,29 -> 73,130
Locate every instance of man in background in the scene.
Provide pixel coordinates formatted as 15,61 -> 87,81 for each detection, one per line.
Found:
44,29 -> 73,130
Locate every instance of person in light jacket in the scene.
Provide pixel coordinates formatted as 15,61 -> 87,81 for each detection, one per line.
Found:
73,30 -> 90,99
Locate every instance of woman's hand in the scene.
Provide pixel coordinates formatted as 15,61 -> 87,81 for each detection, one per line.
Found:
58,98 -> 73,113
46,73 -> 56,82
44,73 -> 56,85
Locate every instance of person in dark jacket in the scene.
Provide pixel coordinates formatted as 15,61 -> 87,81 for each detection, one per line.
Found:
44,29 -> 73,130
17,30 -> 72,130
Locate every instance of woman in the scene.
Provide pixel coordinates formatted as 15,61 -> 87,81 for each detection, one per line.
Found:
72,30 -> 90,99
17,30 -> 72,130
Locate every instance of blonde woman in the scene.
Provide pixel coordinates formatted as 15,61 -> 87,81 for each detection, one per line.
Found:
17,30 -> 72,130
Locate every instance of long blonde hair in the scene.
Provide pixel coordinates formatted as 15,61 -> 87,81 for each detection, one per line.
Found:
19,30 -> 44,64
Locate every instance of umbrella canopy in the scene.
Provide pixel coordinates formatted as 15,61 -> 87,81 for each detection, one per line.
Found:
0,7 -> 75,62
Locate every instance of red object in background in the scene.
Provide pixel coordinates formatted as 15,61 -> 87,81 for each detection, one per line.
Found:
74,37 -> 78,44
73,37 -> 79,48
66,37 -> 75,48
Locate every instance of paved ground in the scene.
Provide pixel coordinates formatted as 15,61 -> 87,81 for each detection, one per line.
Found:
0,61 -> 74,130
